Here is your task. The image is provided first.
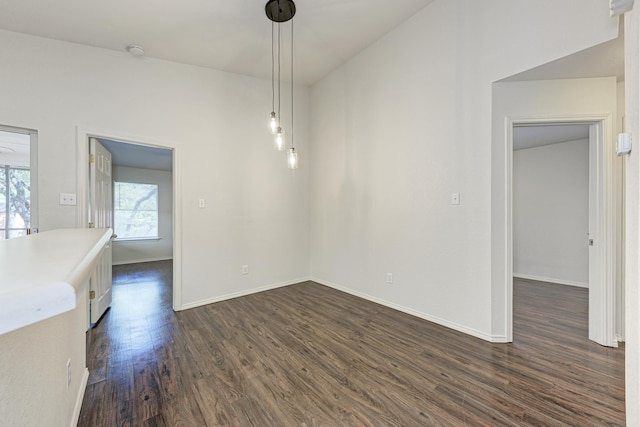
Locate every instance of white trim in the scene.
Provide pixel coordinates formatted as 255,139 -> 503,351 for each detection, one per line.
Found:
112,256 -> 173,266
75,126 -> 182,310
70,368 -> 89,427
505,114 -> 617,347
513,273 -> 588,288
311,277 -> 505,343
172,147 -> 182,311
180,277 -> 310,311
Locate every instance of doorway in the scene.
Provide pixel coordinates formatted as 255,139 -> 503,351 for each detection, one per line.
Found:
512,123 -> 591,288
512,123 -> 592,341
491,75 -> 622,347
76,127 -> 181,328
505,116 -> 620,347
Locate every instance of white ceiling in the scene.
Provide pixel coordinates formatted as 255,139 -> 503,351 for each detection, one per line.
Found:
0,130 -> 30,156
513,124 -> 590,151
98,139 -> 172,172
0,1 -> 623,167
0,0 -> 435,85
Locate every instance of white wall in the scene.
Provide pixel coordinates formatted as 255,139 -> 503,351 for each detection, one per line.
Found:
624,6 -> 640,426
112,166 -> 173,265
0,29 -> 310,310
513,139 -> 589,287
0,284 -> 88,426
309,0 -> 618,341
616,81 -> 626,342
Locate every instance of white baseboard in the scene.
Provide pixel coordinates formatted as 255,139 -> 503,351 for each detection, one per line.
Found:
309,277 -> 503,343
179,276 -> 507,343
71,368 -> 89,427
513,273 -> 588,288
112,257 -> 173,266
180,277 -> 311,311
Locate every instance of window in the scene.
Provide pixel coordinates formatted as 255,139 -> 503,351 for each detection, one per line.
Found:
0,165 -> 30,239
113,182 -> 158,240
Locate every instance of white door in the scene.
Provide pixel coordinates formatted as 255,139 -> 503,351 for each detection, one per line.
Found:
587,122 -> 617,347
89,138 -> 113,324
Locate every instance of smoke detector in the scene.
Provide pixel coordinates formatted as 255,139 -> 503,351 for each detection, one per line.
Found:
126,45 -> 145,57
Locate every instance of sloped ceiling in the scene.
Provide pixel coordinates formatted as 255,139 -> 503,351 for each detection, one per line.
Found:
0,0 -> 436,85
513,124 -> 590,151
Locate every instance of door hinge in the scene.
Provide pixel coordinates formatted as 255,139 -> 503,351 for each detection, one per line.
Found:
88,222 -> 95,229
89,153 -> 95,163
89,290 -> 96,300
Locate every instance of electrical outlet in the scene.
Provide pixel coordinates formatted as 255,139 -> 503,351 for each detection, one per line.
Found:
386,273 -> 393,284
242,265 -> 249,275
59,193 -> 77,206
198,198 -> 205,208
66,359 -> 71,387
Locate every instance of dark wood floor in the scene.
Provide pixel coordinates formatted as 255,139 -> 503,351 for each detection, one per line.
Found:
78,265 -> 625,426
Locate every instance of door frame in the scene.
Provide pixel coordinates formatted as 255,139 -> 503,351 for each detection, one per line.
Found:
504,114 -> 619,347
76,126 -> 182,317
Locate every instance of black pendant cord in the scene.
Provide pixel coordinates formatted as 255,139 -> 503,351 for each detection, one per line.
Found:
271,21 -> 275,114
290,19 -> 294,149
277,23 -> 281,124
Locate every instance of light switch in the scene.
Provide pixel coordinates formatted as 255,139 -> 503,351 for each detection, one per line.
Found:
451,193 -> 460,205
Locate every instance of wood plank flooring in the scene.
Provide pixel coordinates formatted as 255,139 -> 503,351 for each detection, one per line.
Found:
78,265 -> 625,426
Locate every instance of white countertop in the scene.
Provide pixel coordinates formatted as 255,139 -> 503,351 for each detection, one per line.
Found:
0,228 -> 112,335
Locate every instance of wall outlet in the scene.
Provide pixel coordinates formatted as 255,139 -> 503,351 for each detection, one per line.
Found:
59,193 -> 77,206
242,265 -> 249,275
386,273 -> 393,284
198,198 -> 205,208
66,359 -> 71,387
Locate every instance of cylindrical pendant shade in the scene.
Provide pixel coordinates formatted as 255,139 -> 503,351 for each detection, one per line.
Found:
275,128 -> 285,151
287,147 -> 298,169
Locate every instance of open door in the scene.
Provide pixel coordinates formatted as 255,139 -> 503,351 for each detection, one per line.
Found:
586,122 -> 618,347
89,137 -> 113,324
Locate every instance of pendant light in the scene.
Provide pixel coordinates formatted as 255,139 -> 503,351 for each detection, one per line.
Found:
266,0 -> 297,165
275,127 -> 285,151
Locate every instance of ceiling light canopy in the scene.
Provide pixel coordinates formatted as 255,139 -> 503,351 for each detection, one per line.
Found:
265,0 -> 296,23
